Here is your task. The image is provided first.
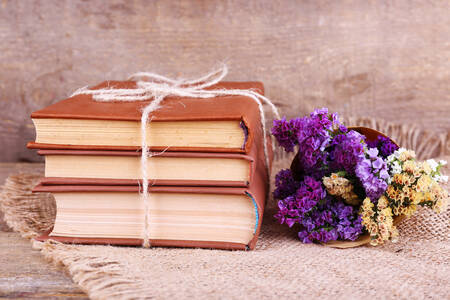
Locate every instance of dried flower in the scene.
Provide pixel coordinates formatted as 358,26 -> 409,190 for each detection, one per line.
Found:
360,197 -> 398,246
272,108 -> 342,177
273,169 -> 300,200
385,152 -> 449,217
274,176 -> 362,244
329,131 -> 365,176
272,109 -> 449,246
323,173 -> 360,206
355,148 -> 389,203
366,135 -> 399,158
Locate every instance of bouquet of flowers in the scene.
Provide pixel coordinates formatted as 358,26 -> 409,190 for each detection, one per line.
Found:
272,108 -> 448,246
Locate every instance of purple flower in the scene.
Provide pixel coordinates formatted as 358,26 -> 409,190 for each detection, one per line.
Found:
367,136 -> 399,158
327,200 -> 363,241
294,198 -> 363,244
272,109 -> 396,244
294,176 -> 326,213
271,117 -> 302,152
285,218 -> 296,228
372,157 -> 384,170
311,108 -> 329,117
272,108 -> 343,178
274,176 -> 326,227
339,125 -> 348,133
356,159 -> 371,181
273,169 -> 301,200
274,176 -> 363,244
329,130 -> 365,175
274,196 -> 293,225
367,148 -> 379,159
298,231 -> 312,243
355,149 -> 389,202
379,169 -> 389,180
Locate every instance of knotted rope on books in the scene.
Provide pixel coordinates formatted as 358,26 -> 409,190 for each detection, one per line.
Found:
71,65 -> 281,248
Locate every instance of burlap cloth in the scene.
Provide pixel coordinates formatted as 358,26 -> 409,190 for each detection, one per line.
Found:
1,119 -> 449,299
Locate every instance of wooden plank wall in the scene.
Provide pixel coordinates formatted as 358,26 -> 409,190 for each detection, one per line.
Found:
0,0 -> 449,162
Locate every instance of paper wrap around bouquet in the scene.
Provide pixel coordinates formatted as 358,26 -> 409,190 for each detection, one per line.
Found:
290,126 -> 402,248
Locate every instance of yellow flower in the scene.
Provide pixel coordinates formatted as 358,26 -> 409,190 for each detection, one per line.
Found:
410,190 -> 423,204
416,175 -> 432,192
394,191 -> 404,202
402,186 -> 414,200
361,209 -> 374,219
380,207 -> 393,218
360,198 -> 376,224
323,174 -> 361,206
421,161 -> 432,175
424,192 -> 434,203
404,174 -> 415,186
369,227 -> 378,236
401,204 -> 417,217
413,168 -> 422,178
361,197 -> 374,210
370,239 -> 379,246
433,197 -> 448,213
386,185 -> 396,199
377,196 -> 389,210
379,228 -> 390,240
393,174 -> 412,186
393,206 -> 401,215
403,160 -> 417,173
375,236 -> 384,245
393,174 -> 402,185
430,182 -> 447,200
399,150 -> 416,162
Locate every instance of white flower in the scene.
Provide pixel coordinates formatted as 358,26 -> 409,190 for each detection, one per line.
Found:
387,154 -> 395,164
435,175 -> 449,183
394,148 -> 407,159
432,174 -> 448,183
391,161 -> 402,175
426,159 -> 439,172
439,160 -> 448,166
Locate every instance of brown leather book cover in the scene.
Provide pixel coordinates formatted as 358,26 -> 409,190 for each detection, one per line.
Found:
34,126 -> 269,250
28,81 -> 264,154
33,145 -> 268,250
38,149 -> 254,187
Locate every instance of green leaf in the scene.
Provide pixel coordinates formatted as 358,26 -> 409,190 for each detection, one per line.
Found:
336,171 -> 347,177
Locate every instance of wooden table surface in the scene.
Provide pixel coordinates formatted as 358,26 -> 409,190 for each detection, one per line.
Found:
0,163 -> 88,299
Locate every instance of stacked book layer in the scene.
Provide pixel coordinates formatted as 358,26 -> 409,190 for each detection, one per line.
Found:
29,81 -> 270,250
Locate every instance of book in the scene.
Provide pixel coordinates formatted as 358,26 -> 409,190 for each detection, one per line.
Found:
28,81 -> 263,153
38,149 -> 254,187
33,146 -> 268,250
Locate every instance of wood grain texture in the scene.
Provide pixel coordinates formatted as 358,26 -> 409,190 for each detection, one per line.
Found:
0,0 -> 449,162
0,232 -> 87,299
0,163 -> 87,299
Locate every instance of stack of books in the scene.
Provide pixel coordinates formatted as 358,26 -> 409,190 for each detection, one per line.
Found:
28,81 -> 270,250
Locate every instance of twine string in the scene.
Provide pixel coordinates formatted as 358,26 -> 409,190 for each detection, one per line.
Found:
71,65 -> 280,248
